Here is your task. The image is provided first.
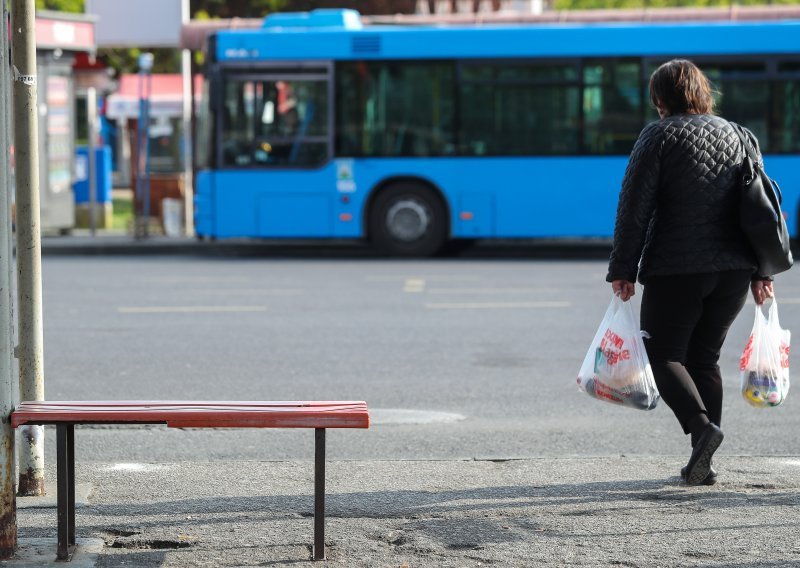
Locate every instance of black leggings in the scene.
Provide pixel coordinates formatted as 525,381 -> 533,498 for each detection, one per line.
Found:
641,271 -> 751,438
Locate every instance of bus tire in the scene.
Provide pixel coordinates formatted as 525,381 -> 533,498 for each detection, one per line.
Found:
369,183 -> 448,257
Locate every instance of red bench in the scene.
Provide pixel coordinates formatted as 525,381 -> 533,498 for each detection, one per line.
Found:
11,401 -> 370,561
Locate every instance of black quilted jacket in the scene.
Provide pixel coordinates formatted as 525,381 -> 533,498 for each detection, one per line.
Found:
606,114 -> 758,284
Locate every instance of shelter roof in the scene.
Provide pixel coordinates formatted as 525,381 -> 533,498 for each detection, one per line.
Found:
106,73 -> 203,120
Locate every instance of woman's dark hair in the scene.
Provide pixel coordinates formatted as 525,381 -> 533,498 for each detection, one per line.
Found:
649,59 -> 715,116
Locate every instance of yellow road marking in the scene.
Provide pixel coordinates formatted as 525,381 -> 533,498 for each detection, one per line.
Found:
404,278 -> 426,293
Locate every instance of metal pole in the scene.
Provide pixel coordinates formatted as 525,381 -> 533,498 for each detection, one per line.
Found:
0,0 -> 19,557
87,87 -> 97,236
181,0 -> 194,236
11,0 -> 45,497
135,53 -> 152,239
314,428 -> 325,561
142,72 -> 151,238
181,50 -> 193,236
134,68 -> 143,237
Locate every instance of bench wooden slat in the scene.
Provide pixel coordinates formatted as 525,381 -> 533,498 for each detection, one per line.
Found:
11,401 -> 370,429
16,400 -> 364,407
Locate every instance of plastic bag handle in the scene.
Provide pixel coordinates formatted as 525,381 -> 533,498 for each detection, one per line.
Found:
756,297 -> 780,328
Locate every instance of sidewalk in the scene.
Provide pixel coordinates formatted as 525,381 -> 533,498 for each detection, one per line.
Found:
40,232 -> 374,257
40,232 -> 615,259
8,456 -> 800,567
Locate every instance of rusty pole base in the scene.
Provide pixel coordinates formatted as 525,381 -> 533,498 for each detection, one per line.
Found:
17,469 -> 45,497
0,508 -> 16,559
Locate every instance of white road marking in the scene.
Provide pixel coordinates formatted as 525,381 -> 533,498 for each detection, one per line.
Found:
427,287 -> 559,294
425,301 -> 571,310
185,288 -> 302,295
142,276 -> 251,283
118,306 -> 267,314
404,278 -> 426,293
370,408 -> 466,424
105,463 -> 168,472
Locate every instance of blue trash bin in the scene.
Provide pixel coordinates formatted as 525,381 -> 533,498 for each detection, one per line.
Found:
73,145 -> 112,204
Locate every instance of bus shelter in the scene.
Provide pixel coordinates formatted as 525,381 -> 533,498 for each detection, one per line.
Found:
33,11 -> 97,233
105,73 -> 202,224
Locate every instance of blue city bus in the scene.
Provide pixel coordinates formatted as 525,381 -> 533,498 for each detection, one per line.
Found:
196,9 -> 800,255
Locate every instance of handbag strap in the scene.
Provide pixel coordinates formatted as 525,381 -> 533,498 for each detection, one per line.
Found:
730,122 -> 762,167
731,122 -> 783,204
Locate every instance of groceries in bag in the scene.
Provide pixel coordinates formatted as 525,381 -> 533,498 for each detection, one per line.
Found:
740,299 -> 791,408
577,294 -> 660,410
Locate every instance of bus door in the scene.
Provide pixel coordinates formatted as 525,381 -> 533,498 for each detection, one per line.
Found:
215,63 -> 334,237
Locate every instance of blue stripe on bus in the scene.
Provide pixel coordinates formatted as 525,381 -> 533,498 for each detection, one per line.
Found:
216,21 -> 800,62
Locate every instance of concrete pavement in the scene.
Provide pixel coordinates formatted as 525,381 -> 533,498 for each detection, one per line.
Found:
6,455 -> 800,567
22,236 -> 799,565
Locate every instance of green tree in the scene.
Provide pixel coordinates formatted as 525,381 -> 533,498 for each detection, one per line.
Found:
191,0 -> 286,18
35,0 -> 84,11
554,0 -> 800,8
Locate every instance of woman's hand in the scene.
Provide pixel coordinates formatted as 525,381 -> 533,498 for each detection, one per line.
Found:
612,280 -> 635,302
751,280 -> 774,305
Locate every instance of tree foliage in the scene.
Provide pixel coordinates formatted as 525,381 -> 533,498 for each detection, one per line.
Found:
35,0 -> 84,11
555,0 -> 800,8
33,0 -> 418,17
191,0 -> 287,18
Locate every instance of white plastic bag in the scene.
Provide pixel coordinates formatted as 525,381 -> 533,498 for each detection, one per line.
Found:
577,295 -> 660,410
739,299 -> 791,408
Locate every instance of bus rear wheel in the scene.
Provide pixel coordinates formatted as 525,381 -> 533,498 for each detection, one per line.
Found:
369,183 -> 448,257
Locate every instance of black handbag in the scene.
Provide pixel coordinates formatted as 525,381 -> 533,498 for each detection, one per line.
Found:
731,123 -> 793,276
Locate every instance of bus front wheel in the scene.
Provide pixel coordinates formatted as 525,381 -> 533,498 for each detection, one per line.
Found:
369,183 -> 448,257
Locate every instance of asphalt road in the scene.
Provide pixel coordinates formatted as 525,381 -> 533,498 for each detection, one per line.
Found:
36,254 -> 800,463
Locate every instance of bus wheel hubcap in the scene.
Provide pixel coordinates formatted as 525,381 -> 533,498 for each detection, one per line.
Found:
386,199 -> 430,242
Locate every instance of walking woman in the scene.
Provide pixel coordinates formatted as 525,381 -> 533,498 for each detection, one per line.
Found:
606,59 -> 774,486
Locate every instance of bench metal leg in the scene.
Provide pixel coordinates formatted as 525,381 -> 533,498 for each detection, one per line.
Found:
314,428 -> 325,561
68,424 -> 76,546
56,424 -> 75,561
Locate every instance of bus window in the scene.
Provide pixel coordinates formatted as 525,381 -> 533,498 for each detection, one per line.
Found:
583,60 -> 643,155
336,61 -> 455,157
704,64 -> 768,149
221,76 -> 329,168
772,80 -> 800,153
771,61 -> 800,153
459,62 -> 580,156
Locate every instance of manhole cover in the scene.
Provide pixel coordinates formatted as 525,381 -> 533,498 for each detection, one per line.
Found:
370,408 -> 466,425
